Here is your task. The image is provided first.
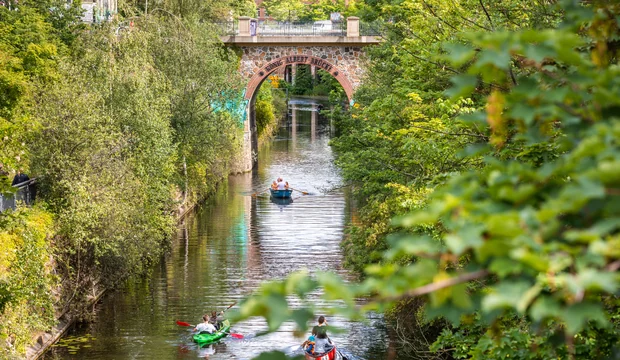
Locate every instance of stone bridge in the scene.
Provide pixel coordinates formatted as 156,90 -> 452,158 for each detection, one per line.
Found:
223,17 -> 380,172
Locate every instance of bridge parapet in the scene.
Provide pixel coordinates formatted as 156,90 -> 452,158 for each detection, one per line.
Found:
222,16 -> 380,38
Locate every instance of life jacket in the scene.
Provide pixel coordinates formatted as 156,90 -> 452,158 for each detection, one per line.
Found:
304,341 -> 316,354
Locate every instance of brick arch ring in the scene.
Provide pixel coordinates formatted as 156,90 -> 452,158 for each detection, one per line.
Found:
244,55 -> 354,103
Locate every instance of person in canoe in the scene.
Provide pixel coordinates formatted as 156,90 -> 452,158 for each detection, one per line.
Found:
313,316 -> 332,354
302,326 -> 318,354
194,314 -> 216,334
275,177 -> 289,190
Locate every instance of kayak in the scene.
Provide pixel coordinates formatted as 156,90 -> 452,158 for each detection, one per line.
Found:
304,345 -> 343,360
193,320 -> 231,346
270,188 -> 293,198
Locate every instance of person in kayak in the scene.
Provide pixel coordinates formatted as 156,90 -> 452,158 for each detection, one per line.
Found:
194,315 -> 216,334
210,310 -> 225,330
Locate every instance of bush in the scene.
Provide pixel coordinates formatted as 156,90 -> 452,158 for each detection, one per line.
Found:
0,207 -> 56,357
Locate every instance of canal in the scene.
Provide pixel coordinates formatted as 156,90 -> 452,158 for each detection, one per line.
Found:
49,97 -> 391,359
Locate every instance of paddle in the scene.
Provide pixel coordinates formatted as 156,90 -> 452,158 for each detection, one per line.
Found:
221,302 -> 237,312
251,188 -> 270,197
289,187 -> 309,195
176,320 -> 195,327
218,302 -> 244,339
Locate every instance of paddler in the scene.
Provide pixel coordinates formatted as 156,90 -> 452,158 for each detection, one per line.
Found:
313,316 -> 331,354
275,177 -> 288,190
210,310 -> 225,330
194,314 -> 216,334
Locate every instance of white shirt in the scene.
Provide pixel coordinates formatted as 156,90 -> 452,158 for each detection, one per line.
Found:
195,322 -> 216,334
276,180 -> 287,190
314,338 -> 330,354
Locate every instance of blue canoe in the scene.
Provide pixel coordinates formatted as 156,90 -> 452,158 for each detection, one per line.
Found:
270,189 -> 293,198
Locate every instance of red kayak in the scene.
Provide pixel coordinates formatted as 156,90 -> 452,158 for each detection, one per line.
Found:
304,346 -> 343,360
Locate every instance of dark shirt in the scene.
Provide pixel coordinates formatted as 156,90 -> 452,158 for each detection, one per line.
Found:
12,173 -> 29,186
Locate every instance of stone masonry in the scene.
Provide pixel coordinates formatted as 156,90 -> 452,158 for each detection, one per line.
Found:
240,45 -> 365,101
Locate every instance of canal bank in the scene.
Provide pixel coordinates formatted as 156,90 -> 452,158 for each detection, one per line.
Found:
45,97 -> 390,359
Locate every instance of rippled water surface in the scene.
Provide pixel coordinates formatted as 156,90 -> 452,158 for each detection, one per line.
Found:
50,98 -> 391,359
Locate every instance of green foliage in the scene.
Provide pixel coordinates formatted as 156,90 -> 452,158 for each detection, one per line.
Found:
262,0 -> 354,21
312,69 -> 343,97
261,0 -> 307,21
18,0 -> 84,45
255,84 -> 277,140
305,0 -> 353,21
30,27 -> 177,293
290,67 -> 344,97
291,65 -> 313,95
431,309 -> 620,359
236,2 -> 620,359
0,5 -> 64,191
1,1 -> 249,356
0,207 -> 57,357
127,0 -> 256,20
142,15 -> 244,200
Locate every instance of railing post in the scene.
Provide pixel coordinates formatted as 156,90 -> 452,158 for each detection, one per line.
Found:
238,16 -> 251,36
238,17 -> 258,36
347,17 -> 360,37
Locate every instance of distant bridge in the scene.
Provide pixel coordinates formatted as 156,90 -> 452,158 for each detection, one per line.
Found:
222,17 -> 381,172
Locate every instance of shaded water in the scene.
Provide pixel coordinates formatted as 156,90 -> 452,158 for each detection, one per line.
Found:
49,98 -> 391,359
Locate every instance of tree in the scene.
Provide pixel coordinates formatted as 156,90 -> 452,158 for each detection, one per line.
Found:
125,0 -> 256,20
0,5 -> 64,191
142,14 -> 245,200
261,0 -> 306,22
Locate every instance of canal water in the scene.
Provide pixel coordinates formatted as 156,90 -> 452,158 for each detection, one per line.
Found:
49,97 -> 391,359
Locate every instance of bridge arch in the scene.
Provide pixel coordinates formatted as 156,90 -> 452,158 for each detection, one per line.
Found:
244,56 -> 354,169
245,55 -> 354,103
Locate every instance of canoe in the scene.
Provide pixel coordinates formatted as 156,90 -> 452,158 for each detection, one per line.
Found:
193,320 -> 231,346
270,188 -> 293,198
304,345 -> 343,360
270,196 -> 293,206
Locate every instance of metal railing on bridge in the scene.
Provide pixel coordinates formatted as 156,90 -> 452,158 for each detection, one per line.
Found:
218,20 -> 382,37
359,21 -> 382,36
0,179 -> 37,213
257,21 -> 346,37
217,21 -> 238,36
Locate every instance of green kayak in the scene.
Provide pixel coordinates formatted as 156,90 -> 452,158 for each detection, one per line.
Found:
193,320 -> 231,345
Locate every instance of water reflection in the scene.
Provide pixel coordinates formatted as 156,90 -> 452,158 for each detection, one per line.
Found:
270,196 -> 293,209
49,97 -> 390,360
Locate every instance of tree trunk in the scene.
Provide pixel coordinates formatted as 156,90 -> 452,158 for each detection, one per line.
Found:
183,155 -> 188,204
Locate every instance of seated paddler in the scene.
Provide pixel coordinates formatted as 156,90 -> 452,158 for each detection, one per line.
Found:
210,310 -> 225,330
194,314 -> 216,334
275,177 -> 288,190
